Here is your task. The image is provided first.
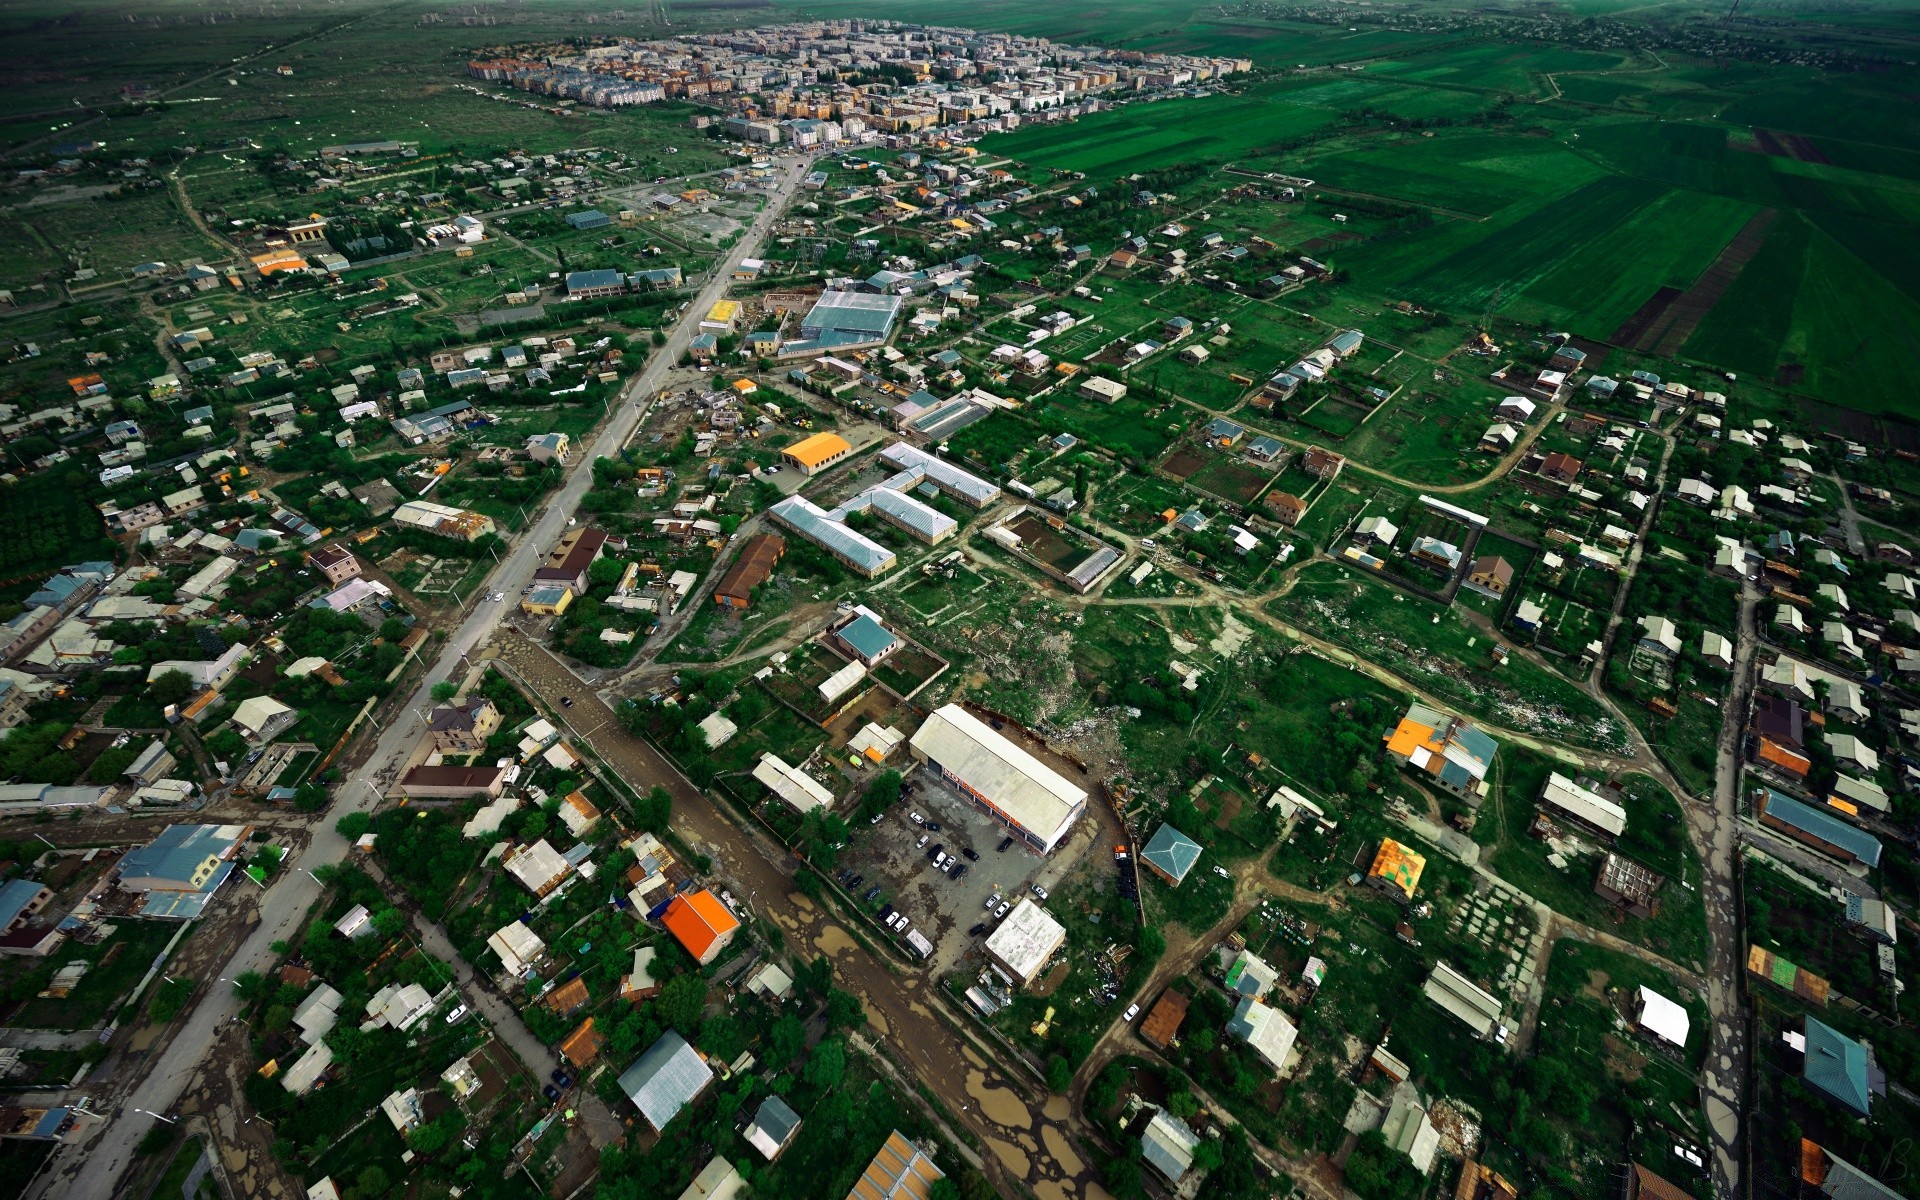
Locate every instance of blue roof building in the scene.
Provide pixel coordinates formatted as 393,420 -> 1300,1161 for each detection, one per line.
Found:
836,613 -> 901,665
1140,823 -> 1203,887
565,210 -> 611,230
1757,790 -> 1882,867
1804,1017 -> 1879,1117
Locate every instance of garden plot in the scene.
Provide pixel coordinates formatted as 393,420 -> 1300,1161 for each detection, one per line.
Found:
1443,878 -> 1550,1000
1188,455 -> 1277,508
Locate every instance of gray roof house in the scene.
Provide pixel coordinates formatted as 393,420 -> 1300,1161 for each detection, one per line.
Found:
745,1094 -> 802,1161
618,1030 -> 714,1131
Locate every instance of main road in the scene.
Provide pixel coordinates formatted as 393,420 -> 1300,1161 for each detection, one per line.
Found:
34,152 -> 814,1200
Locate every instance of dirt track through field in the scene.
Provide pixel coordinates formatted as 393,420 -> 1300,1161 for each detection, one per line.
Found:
1648,207 -> 1779,357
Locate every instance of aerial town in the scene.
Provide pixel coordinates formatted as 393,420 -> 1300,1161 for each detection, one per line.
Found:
0,4 -> 1916,1200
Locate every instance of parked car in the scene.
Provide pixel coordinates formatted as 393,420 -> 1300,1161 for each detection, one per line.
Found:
909,811 -> 924,825
926,844 -> 944,861
878,905 -> 896,922
552,1069 -> 574,1089
994,902 -> 1010,919
960,848 -> 979,862
948,863 -> 968,880
1123,1003 -> 1140,1023
862,885 -> 883,902
560,697 -> 573,708
916,834 -> 930,849
846,874 -> 864,889
543,1085 -> 561,1103
1031,884 -> 1049,901
924,821 -> 942,832
997,837 -> 1014,853
968,923 -> 989,937
445,1004 -> 469,1025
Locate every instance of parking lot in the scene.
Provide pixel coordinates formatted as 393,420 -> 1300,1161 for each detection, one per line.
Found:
839,767 -> 1089,975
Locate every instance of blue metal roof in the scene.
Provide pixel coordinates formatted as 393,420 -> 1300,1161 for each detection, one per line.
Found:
1141,823 -> 1202,884
838,614 -> 899,661
1764,790 -> 1882,866
1804,1017 -> 1873,1116
619,1030 -> 713,1130
0,879 -> 47,930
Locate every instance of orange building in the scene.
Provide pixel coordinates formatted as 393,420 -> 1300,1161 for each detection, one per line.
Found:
662,890 -> 741,965
781,431 -> 854,476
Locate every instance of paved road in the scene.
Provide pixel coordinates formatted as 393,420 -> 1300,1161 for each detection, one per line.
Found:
33,152 -> 815,1200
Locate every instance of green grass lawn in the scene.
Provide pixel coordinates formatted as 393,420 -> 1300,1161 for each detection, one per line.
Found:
6,922 -> 182,1029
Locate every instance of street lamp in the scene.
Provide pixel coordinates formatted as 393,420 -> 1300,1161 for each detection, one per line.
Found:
135,1110 -> 178,1125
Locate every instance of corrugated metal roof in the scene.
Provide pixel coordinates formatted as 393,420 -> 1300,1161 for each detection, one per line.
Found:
619,1031 -> 714,1130
1141,823 -> 1202,883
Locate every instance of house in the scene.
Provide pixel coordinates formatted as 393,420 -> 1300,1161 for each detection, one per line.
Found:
1380,1084 -> 1441,1175
1637,615 -> 1681,659
1226,949 -> 1278,999
561,1018 -> 606,1069
618,1031 -> 714,1131
1843,893 -> 1897,944
0,880 -> 59,957
1828,732 -> 1879,774
1078,376 -> 1127,403
1139,1108 -> 1201,1185
1140,823 -> 1202,887
1410,537 -> 1461,572
1366,838 -> 1426,901
1539,452 -> 1582,483
1801,1017 -> 1881,1117
231,696 -> 297,743
1265,491 -> 1306,527
1701,631 -> 1734,669
662,890 -> 741,965
1226,995 -> 1297,1073
502,839 -> 572,897
1383,702 -> 1497,800
428,698 -> 500,755
487,920 -> 547,976
745,1095 -> 802,1161
1303,447 -> 1345,480
526,432 -> 572,464
1466,555 -> 1513,597
1354,515 -> 1397,547
308,545 -> 360,586
835,611 -> 901,666
1140,990 -> 1189,1049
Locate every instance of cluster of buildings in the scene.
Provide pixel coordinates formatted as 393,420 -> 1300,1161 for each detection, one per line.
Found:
471,21 -> 1247,147
766,439 -> 1000,578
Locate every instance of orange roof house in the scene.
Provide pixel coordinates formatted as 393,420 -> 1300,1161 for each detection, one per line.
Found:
662,889 -> 741,965
1366,838 -> 1426,901
1756,738 -> 1811,780
560,1017 -> 606,1068
545,976 -> 590,1017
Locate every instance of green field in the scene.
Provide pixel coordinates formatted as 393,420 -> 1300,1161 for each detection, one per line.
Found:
980,82 -> 1339,175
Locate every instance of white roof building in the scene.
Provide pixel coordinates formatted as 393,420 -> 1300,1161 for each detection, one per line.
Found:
1539,772 -> 1627,838
1424,962 -> 1503,1037
908,705 -> 1087,854
365,982 -> 435,1032
1380,1084 -> 1442,1175
487,920 -> 547,976
1633,985 -> 1691,1049
982,898 -> 1066,986
818,659 -> 869,705
280,1041 -> 333,1095
752,753 -> 835,813
291,983 -> 343,1045
1226,996 -> 1298,1074
1702,631 -> 1734,669
502,838 -> 572,897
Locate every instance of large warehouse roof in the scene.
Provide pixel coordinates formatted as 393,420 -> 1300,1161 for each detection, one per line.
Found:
804,290 -> 903,338
768,496 -> 896,576
909,705 -> 1085,852
878,442 -> 1000,507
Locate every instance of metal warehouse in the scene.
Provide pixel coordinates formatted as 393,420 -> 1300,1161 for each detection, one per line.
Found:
907,705 -> 1086,854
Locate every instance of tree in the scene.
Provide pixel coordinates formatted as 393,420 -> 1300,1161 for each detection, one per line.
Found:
825,987 -> 865,1031
373,906 -> 406,938
804,1036 -> 846,1089
136,1123 -> 175,1155
654,974 -> 707,1035
699,1015 -> 747,1064
1046,1055 -> 1073,1093
770,1013 -> 806,1064
146,669 -> 194,709
430,681 -> 459,703
232,971 -> 269,1003
635,785 -> 671,832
